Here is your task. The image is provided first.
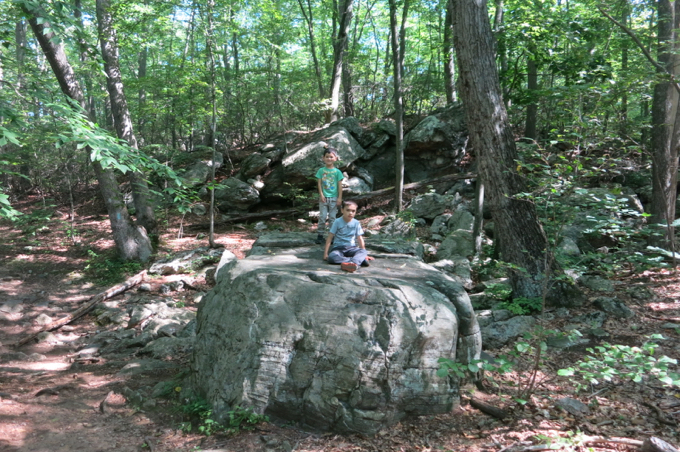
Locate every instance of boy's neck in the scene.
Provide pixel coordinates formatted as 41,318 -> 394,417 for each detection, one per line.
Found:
325,164 -> 335,169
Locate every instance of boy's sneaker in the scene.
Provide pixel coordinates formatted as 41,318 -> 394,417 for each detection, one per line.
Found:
315,234 -> 325,244
341,262 -> 358,273
360,260 -> 370,267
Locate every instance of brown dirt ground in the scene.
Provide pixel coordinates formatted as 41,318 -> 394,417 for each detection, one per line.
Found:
1,194 -> 680,452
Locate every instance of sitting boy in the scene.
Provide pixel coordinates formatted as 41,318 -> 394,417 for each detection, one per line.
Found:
323,200 -> 373,272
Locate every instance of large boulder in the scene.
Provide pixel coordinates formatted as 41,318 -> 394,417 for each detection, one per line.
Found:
180,150 -> 224,187
402,104 -> 468,181
214,178 -> 261,212
279,126 -> 365,185
191,234 -> 481,435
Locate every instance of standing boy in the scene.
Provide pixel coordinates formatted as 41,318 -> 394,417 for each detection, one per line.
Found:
324,200 -> 373,272
315,147 -> 344,244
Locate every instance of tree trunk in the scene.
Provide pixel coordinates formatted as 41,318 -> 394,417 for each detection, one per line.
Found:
329,0 -> 353,122
525,47 -> 538,140
298,0 -> 325,99
205,0 -> 219,249
388,0 -> 409,212
443,0 -> 457,104
451,0 -> 581,306
96,0 -> 158,238
493,0 -> 510,105
22,3 -> 152,262
649,0 -> 680,247
138,45 -> 148,140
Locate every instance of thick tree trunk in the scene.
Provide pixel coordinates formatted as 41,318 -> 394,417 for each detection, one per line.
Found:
22,3 -> 152,262
96,0 -> 158,237
329,0 -> 353,122
451,0 -> 581,306
649,0 -> 680,247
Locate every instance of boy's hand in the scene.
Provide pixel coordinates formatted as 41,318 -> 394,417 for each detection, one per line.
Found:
335,198 -> 342,206
320,195 -> 326,203
365,256 -> 375,262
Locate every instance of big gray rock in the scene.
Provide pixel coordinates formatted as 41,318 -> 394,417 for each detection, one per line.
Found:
407,193 -> 452,220
215,177 -> 261,212
279,126 -> 365,185
191,234 -> 481,435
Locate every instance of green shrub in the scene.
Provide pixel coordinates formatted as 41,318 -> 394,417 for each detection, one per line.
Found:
558,334 -> 680,391
499,296 -> 543,315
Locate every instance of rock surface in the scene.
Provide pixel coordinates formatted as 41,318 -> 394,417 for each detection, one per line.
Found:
191,234 -> 481,435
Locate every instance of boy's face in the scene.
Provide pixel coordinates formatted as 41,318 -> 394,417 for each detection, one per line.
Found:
341,204 -> 357,221
322,152 -> 338,167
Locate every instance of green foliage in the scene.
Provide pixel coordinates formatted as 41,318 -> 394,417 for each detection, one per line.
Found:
177,397 -> 269,436
83,249 -> 144,284
485,283 -> 512,301
0,191 -> 21,221
499,296 -> 543,315
558,334 -> 680,391
13,205 -> 55,236
395,210 -> 418,237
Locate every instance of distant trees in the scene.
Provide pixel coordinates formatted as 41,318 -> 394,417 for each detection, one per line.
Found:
1,0 -> 679,261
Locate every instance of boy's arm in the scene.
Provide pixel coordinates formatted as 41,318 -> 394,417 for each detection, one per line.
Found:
336,172 -> 343,206
323,233 -> 334,260
317,178 -> 325,203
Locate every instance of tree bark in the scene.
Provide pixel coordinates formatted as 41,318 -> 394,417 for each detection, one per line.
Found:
22,3 -> 153,262
388,0 -> 409,212
329,0 -> 353,122
451,0 -> 581,306
649,0 -> 680,247
524,46 -> 538,140
443,0 -> 457,104
96,0 -> 158,237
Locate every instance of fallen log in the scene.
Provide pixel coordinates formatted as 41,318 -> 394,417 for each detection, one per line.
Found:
353,172 -> 477,203
15,270 -> 146,348
187,172 -> 478,229
642,437 -> 680,452
468,396 -> 508,419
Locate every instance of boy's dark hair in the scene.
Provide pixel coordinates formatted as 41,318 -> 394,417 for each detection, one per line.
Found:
323,146 -> 338,157
341,200 -> 358,209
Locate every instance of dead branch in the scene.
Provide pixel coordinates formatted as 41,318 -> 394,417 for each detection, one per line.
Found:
468,397 -> 508,420
643,401 -> 678,427
641,437 -> 680,452
499,436 -> 645,452
15,270 -> 146,348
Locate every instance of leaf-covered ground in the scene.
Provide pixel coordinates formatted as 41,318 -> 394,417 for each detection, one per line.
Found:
1,193 -> 679,452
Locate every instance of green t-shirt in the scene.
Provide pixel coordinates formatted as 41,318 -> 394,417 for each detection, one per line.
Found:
315,167 -> 344,198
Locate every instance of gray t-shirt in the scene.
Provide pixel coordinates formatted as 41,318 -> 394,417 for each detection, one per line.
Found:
329,217 -> 364,247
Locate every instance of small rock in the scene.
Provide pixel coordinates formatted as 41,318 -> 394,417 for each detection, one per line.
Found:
555,397 -> 590,416
138,283 -> 152,292
254,221 -> 268,231
28,353 -> 47,362
34,313 -> 53,326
